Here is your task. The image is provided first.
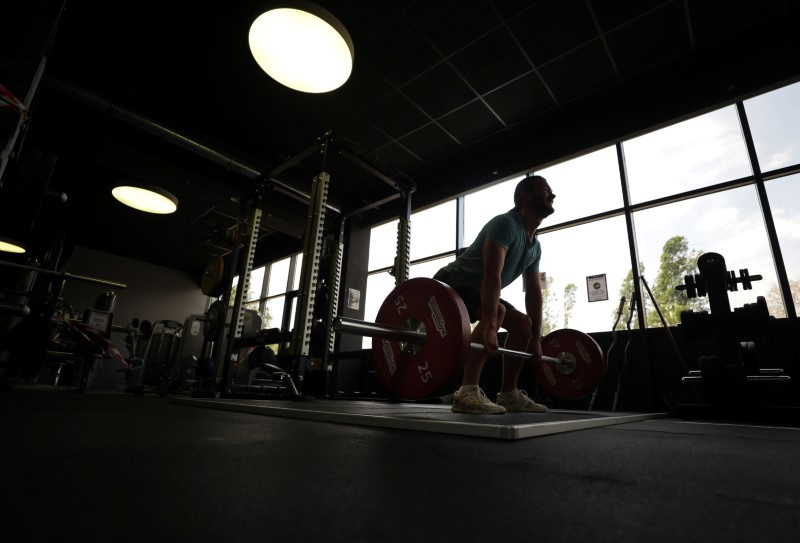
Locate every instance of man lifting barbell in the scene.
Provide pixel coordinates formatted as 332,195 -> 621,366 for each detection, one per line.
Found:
433,175 -> 555,414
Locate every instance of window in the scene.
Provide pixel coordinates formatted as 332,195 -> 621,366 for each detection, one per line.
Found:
743,81 -> 800,172
262,255 -> 295,330
536,146 -> 623,222
463,176 -> 521,245
292,254 -> 304,290
244,266 -> 266,313
228,254 -> 302,330
624,106 -> 752,203
264,296 -> 286,331
535,217 -> 631,334
267,257 -> 291,296
763,174 -> 800,317
410,255 -> 453,281
360,80 -> 800,337
410,201 -> 456,261
367,219 -> 399,271
633,186 -> 780,324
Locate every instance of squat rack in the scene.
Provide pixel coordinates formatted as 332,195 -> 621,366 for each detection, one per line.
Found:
204,131 -> 416,399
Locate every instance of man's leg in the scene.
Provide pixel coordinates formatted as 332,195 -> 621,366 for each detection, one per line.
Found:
499,307 -> 531,392
452,303 -> 506,414
496,308 -> 548,412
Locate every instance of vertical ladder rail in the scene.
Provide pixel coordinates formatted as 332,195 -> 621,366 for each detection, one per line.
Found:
220,203 -> 262,395
292,172 -> 331,366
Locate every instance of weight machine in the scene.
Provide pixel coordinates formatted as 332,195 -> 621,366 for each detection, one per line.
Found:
0,254 -> 128,390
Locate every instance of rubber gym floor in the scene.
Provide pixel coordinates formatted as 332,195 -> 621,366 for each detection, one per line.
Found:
3,385 -> 799,543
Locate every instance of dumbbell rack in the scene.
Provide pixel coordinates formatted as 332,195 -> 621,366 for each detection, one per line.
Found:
676,252 -> 793,417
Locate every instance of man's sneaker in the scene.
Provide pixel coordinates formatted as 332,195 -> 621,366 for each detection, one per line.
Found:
496,389 -> 548,413
451,387 -> 506,414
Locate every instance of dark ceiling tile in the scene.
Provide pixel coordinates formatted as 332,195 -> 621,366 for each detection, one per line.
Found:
589,0 -> 676,32
606,2 -> 692,77
688,0 -> 786,44
450,27 -> 531,94
438,100 -> 505,144
405,0 -> 501,56
538,41 -> 617,102
492,0 -> 534,20
335,64 -> 395,112
360,15 -> 442,87
316,1 -> 406,44
399,123 -> 461,161
337,115 -> 393,154
508,0 -> 599,65
363,92 -> 430,140
484,73 -> 556,125
402,63 -> 477,118
372,141 -> 424,171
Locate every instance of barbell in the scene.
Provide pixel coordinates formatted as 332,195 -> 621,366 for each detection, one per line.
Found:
333,277 -> 605,401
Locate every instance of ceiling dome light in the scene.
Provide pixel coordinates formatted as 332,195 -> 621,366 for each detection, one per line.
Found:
248,3 -> 354,93
0,236 -> 26,254
111,185 -> 178,214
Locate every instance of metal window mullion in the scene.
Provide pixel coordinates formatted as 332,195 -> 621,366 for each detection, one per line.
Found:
736,101 -> 796,319
258,263 -> 270,319
456,196 -> 466,252
286,253 -> 297,294
617,142 -> 647,329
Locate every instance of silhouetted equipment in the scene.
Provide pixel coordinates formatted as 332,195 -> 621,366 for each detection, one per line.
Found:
676,253 -> 792,414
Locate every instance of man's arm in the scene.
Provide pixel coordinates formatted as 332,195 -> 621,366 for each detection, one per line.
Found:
523,270 -> 544,358
480,240 -> 506,353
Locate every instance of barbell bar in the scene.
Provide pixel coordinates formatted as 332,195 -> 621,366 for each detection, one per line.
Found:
332,277 -> 605,401
333,316 -> 575,373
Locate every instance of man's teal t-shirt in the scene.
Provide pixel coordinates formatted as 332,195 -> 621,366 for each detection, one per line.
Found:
442,211 -> 541,287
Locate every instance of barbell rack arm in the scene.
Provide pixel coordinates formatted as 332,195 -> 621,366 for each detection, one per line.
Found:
333,316 -> 561,365
0,259 -> 127,289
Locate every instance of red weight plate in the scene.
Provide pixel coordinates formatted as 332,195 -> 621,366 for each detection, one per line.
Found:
372,278 -> 471,400
535,329 -> 606,400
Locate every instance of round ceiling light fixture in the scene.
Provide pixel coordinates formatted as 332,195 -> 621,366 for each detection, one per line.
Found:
0,236 -> 26,254
248,3 -> 354,93
111,185 -> 178,214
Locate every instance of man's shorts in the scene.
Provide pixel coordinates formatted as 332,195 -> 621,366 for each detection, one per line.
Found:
433,268 -> 516,323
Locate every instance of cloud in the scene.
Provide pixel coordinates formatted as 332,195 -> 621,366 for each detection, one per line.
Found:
694,206 -> 739,231
773,208 -> 800,240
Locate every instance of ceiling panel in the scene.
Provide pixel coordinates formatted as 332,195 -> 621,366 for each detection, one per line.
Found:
402,62 -> 477,119
363,91 -> 431,141
606,2 -> 692,77
538,41 -> 618,102
450,27 -> 531,95
360,15 -> 442,88
406,0 -> 502,56
509,0 -> 599,66
399,123 -> 461,162
484,72 -> 556,126
438,100 -> 506,144
589,0 -> 675,32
